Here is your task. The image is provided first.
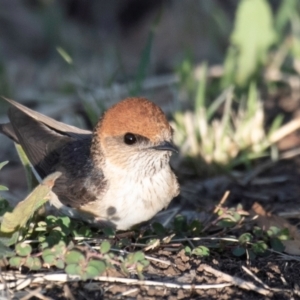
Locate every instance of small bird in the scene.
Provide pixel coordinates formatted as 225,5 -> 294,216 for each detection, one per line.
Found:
0,97 -> 179,230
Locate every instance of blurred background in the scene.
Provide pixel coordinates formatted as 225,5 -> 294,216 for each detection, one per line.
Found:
0,0 -> 235,97
1,0 -> 300,212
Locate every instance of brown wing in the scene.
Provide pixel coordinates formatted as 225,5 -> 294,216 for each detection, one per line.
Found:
7,106 -> 73,178
0,97 -> 107,209
2,97 -> 91,138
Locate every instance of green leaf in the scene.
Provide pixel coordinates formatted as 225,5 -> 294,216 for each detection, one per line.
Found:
0,172 -> 61,233
0,199 -> 12,216
0,161 -> 8,171
136,261 -> 145,274
152,222 -> 166,236
14,144 -> 38,192
275,0 -> 298,35
0,185 -> 8,191
270,238 -> 285,252
188,220 -> 203,236
72,225 -> 92,238
184,246 -> 192,256
52,241 -> 67,255
238,233 -> 252,244
59,216 -> 71,228
232,246 -> 246,257
0,231 -> 19,247
217,219 -> 236,228
133,251 -> 145,263
252,241 -> 268,254
85,265 -> 101,279
173,215 -> 187,232
102,227 -> 115,238
65,250 -> 85,265
65,264 -> 80,276
87,260 -> 106,275
42,249 -> 56,265
100,240 -> 111,254
15,243 -> 32,256
0,240 -> 14,258
9,256 -> 23,268
229,0 -> 277,86
25,257 -> 42,270
253,226 -> 264,238
267,226 -> 281,237
55,259 -> 65,269
195,62 -> 208,110
192,246 -> 210,257
140,259 -> 150,267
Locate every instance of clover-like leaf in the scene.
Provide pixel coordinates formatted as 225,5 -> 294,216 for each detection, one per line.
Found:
85,265 -> 101,279
9,256 -> 23,268
192,246 -> 210,257
55,259 -> 65,269
25,257 -> 42,270
65,250 -> 85,265
100,240 -> 111,254
267,226 -> 281,237
253,226 -> 264,238
65,264 -> 80,276
85,260 -> 106,279
52,241 -> 67,255
270,238 -> 285,252
232,246 -> 246,257
15,243 -> 32,256
88,259 -> 106,274
140,259 -> 150,267
238,233 -> 252,244
103,227 -> 115,238
133,251 -> 145,263
42,249 -> 56,265
252,241 -> 268,255
184,246 -> 192,256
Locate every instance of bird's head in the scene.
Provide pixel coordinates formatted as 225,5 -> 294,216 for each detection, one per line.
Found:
92,97 -> 177,176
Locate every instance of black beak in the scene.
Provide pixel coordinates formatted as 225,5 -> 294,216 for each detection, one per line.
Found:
151,141 -> 178,153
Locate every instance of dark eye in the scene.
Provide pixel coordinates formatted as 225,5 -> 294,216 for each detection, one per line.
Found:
124,133 -> 137,145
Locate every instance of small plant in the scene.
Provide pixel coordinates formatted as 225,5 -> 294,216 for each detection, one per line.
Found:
171,81 -> 283,174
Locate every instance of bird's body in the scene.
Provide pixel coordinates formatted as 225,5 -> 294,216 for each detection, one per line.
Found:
0,97 -> 179,230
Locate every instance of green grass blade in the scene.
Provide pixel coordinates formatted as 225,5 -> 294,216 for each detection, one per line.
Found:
15,144 -> 38,192
195,62 -> 208,112
130,6 -> 163,96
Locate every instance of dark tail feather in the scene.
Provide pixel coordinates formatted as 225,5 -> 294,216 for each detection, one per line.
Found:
0,123 -> 19,143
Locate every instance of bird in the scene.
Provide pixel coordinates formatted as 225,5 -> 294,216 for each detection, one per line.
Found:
0,97 -> 180,230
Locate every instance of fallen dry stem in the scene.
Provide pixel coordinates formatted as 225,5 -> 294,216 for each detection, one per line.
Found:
0,272 -> 232,291
269,118 -> 300,144
203,264 -> 271,296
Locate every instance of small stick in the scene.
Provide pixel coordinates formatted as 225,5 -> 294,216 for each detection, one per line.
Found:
242,266 -> 269,289
203,264 -> 271,296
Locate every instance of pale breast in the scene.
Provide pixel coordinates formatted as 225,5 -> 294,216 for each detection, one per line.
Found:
82,165 -> 179,230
